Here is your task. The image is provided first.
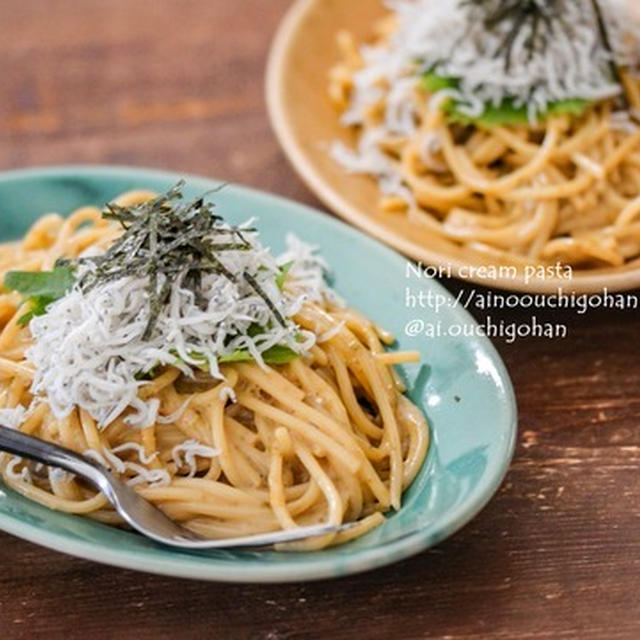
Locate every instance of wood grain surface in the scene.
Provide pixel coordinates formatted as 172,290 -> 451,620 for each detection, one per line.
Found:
0,1 -> 638,638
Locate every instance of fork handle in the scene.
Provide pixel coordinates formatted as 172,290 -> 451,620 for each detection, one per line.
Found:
0,424 -> 104,486
0,425 -> 361,549
0,424 -> 205,542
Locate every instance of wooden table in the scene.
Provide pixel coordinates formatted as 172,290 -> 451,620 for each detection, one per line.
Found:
0,1 -> 638,638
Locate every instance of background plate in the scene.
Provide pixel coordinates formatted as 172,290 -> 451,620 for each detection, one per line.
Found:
0,165 -> 516,582
266,0 -> 640,294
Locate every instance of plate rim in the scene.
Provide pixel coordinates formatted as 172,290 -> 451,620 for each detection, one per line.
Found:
0,164 -> 517,582
265,0 -> 640,295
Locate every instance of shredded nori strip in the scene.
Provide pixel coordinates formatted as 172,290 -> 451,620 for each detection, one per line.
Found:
463,0 -> 570,72
69,181 -> 287,340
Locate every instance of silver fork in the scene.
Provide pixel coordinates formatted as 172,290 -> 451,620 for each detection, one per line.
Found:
0,424 -> 354,549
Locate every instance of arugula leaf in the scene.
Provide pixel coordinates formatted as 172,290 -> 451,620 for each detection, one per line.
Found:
4,266 -> 76,325
420,70 -> 589,126
275,262 -> 293,290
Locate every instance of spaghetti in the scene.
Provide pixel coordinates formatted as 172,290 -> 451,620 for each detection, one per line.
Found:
329,0 -> 640,268
0,191 -> 429,549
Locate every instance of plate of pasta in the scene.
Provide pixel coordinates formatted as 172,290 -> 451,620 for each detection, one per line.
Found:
267,0 -> 640,293
0,166 -> 515,582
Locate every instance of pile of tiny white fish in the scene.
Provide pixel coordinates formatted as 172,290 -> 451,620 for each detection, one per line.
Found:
22,186 -> 335,429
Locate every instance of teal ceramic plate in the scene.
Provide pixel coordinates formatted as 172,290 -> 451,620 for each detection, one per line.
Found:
0,166 -> 516,582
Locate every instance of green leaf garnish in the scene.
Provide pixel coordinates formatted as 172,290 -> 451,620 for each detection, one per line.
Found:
171,340 -> 299,372
445,97 -> 588,127
421,71 -> 457,93
420,70 -> 589,126
220,344 -> 298,364
4,265 -> 76,325
275,262 -> 293,290
4,266 -> 76,299
135,365 -> 159,381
